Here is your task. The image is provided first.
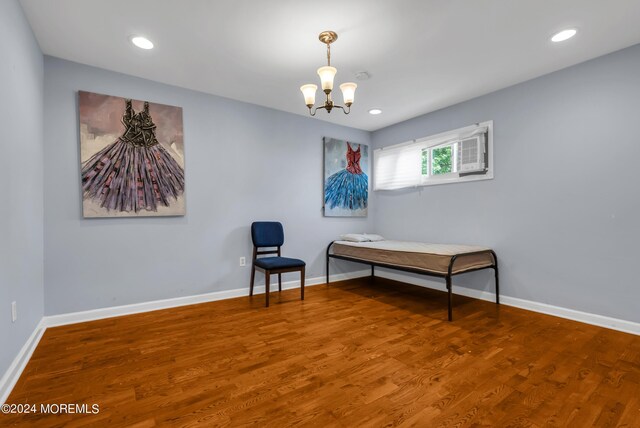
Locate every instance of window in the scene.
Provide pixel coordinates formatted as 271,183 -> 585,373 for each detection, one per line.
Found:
374,121 -> 493,190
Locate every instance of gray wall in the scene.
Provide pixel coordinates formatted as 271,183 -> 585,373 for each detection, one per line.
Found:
371,44 -> 640,323
43,57 -> 372,316
0,0 -> 44,375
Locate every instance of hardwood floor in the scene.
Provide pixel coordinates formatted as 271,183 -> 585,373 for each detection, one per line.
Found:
4,277 -> 640,427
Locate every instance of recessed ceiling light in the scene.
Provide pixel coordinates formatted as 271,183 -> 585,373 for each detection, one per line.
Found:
551,29 -> 577,43
131,36 -> 154,50
369,109 -> 382,115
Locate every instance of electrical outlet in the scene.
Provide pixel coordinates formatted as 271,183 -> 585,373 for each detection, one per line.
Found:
239,257 -> 246,267
11,301 -> 17,323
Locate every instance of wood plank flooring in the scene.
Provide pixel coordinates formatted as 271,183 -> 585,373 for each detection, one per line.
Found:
3,277 -> 640,427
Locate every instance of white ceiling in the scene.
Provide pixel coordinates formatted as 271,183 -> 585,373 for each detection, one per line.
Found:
19,0 -> 640,131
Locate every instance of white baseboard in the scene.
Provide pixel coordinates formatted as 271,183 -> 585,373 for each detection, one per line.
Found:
374,269 -> 640,336
43,269 -> 370,328
0,319 -> 46,404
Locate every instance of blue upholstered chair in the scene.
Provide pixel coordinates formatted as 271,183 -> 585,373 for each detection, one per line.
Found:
250,222 -> 306,307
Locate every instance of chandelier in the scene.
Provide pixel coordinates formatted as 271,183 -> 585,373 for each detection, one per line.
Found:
300,31 -> 357,116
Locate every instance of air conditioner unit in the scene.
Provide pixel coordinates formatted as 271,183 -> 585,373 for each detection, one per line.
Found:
457,134 -> 486,173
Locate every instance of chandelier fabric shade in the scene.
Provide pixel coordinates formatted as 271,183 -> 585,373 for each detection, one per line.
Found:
300,31 -> 357,116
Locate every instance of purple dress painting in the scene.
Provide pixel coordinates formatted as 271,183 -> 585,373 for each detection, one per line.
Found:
79,91 -> 185,217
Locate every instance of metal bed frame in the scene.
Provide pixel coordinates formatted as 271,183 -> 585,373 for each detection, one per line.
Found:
326,241 -> 499,321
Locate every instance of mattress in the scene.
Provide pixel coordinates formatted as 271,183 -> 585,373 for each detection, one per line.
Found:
332,240 -> 494,275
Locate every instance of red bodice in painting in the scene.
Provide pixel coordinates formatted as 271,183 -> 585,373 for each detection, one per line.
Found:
346,143 -> 363,174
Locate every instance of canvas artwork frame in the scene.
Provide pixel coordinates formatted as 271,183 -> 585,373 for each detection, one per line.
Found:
323,137 -> 369,217
78,91 -> 186,218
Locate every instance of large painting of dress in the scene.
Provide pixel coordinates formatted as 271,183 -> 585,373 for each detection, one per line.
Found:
79,91 -> 185,218
323,137 -> 368,217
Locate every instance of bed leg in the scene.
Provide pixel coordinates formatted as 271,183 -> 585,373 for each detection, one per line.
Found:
491,251 -> 500,305
446,275 -> 453,322
326,241 -> 335,285
371,265 -> 375,277
326,256 -> 330,284
494,267 -> 500,305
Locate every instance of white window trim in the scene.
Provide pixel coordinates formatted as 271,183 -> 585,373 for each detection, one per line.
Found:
418,120 -> 494,187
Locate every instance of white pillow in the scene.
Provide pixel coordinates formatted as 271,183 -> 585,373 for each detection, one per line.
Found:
363,234 -> 385,242
339,233 -> 385,242
339,233 -> 370,242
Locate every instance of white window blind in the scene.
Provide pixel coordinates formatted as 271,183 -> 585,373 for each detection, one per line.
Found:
373,141 -> 423,190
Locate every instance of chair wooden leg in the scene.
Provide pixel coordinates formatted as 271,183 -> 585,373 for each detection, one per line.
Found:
300,267 -> 305,301
265,272 -> 270,307
250,266 -> 255,296
278,273 -> 282,292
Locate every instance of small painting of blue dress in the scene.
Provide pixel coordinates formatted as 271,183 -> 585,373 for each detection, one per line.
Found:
324,137 -> 368,217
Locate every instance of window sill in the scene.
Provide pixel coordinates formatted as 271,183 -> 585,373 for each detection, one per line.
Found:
419,171 -> 494,187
